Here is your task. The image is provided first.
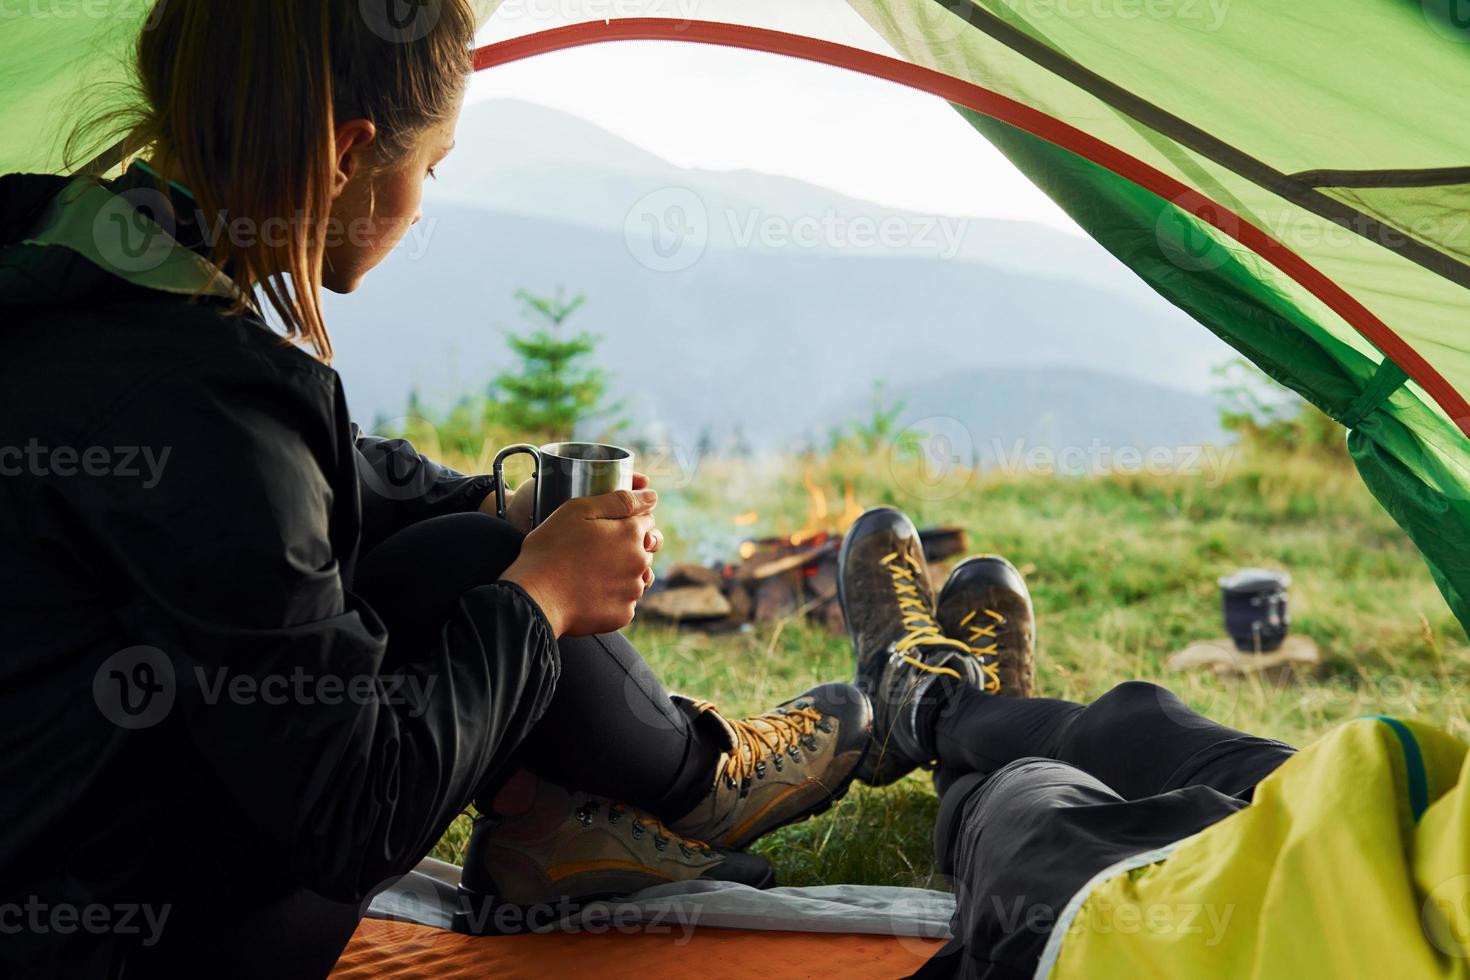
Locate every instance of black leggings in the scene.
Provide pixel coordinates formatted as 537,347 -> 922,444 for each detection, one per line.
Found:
130,513 -> 717,980
352,512 -> 719,818
919,680 -> 1295,980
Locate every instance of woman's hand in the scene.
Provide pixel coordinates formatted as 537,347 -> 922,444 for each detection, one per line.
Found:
500,488 -> 660,637
492,472 -> 661,545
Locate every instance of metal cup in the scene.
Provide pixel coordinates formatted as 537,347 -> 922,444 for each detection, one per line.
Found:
492,442 -> 636,528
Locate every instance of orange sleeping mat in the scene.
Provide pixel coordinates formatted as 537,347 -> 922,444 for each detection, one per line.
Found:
332,919 -> 946,978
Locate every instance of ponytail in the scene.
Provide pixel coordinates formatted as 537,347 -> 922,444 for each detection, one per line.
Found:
109,0 -> 476,361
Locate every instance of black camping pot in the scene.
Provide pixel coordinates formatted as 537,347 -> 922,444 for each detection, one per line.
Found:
1218,569 -> 1291,653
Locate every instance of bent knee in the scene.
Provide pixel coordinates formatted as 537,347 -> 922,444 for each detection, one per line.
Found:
1093,680 -> 1173,716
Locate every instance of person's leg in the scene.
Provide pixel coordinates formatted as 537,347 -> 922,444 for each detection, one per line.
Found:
355,513 -> 872,923
351,512 -> 723,817
922,678 -> 1294,802
130,515 -> 560,978
355,512 -> 871,838
920,757 -> 1251,980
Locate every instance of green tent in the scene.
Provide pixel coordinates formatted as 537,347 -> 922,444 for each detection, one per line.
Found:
6,0 -> 1469,627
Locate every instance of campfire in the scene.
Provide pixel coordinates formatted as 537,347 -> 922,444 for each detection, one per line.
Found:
638,468 -> 968,633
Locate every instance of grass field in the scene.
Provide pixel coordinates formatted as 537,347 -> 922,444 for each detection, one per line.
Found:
430,436 -> 1470,890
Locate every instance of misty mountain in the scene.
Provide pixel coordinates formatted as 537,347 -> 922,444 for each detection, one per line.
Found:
323,100 -> 1235,453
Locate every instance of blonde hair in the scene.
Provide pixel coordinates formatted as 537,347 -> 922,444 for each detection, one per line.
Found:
98,0 -> 476,360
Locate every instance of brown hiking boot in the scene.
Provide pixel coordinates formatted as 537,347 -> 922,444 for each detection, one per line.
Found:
936,556 -> 1036,697
838,507 -> 988,786
456,772 -> 773,934
667,683 -> 871,850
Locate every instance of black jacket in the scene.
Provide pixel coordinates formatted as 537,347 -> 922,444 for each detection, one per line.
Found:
0,170 -> 557,971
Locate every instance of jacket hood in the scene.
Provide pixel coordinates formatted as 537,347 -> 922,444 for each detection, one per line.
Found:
0,167 -> 243,310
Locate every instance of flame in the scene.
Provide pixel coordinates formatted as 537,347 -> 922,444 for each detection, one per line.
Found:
837,481 -> 864,532
790,465 -> 831,546
730,469 -> 866,556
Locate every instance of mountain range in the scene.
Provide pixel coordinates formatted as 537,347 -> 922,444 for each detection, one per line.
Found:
323,99 -> 1235,457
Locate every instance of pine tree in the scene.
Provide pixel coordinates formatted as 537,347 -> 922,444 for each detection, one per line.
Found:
490,289 -> 625,444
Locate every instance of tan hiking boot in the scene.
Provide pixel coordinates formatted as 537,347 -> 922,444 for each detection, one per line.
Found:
936,556 -> 1036,698
667,683 -> 872,850
457,772 -> 773,934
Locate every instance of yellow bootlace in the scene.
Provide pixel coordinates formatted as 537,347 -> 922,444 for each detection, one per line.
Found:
882,551 -> 974,678
721,705 -> 824,786
604,801 -> 713,853
958,609 -> 1005,694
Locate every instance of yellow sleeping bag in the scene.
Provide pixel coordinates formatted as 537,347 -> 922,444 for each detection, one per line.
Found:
1042,716 -> 1469,979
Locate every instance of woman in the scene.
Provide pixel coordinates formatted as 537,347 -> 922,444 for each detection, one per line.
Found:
0,3 -> 871,976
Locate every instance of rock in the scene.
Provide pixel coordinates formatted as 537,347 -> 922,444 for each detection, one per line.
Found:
640,585 -> 732,622
665,563 -> 726,590
753,576 -> 800,622
724,581 -> 752,622
1167,635 -> 1323,681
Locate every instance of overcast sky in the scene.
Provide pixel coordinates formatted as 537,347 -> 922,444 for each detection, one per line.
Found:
469,0 -> 1084,233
